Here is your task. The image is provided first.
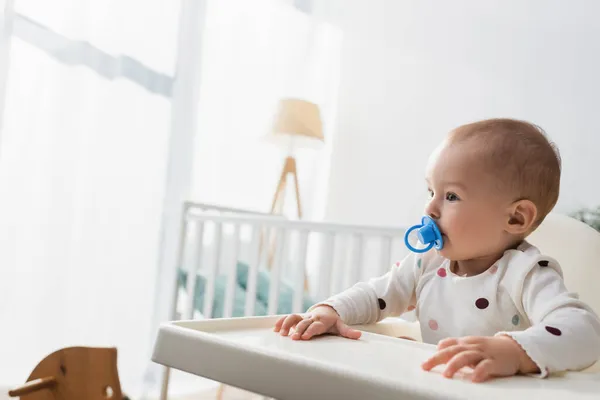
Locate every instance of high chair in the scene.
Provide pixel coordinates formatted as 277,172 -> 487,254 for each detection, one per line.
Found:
153,213 -> 600,399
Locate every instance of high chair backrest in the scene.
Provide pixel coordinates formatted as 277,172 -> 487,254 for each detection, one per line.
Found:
528,213 -> 600,314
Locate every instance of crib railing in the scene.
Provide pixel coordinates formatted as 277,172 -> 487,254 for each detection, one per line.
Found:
171,202 -> 409,322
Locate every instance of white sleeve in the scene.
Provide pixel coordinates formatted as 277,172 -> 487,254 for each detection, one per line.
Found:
311,252 -> 421,326
498,264 -> 600,377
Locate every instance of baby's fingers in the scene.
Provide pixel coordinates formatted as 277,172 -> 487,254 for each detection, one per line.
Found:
443,351 -> 484,379
291,318 -> 314,340
471,359 -> 496,383
273,316 -> 286,332
276,314 -> 303,336
335,320 -> 362,340
301,321 -> 328,340
437,337 -> 459,350
422,345 -> 469,371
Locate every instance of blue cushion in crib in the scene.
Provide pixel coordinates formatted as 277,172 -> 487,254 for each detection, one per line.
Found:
235,262 -> 315,314
177,269 -> 268,318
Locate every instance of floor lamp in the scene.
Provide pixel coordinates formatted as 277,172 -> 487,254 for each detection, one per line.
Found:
268,98 -> 324,218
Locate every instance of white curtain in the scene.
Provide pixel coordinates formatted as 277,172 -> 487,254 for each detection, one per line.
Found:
0,0 -> 341,397
0,0 -> 180,395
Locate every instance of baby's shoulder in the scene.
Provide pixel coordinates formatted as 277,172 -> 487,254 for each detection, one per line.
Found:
497,241 -> 563,287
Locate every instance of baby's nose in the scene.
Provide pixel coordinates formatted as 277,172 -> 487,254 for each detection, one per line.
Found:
424,203 -> 440,220
428,211 -> 440,220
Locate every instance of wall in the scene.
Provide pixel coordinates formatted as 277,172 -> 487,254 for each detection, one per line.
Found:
314,0 -> 600,228
190,0 -> 342,223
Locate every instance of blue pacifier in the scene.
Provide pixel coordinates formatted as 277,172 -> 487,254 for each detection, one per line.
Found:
404,216 -> 444,253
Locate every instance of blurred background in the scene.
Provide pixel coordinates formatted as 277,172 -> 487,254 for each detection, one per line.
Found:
1,0 -> 599,398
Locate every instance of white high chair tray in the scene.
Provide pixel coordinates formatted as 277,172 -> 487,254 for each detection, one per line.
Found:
152,316 -> 600,400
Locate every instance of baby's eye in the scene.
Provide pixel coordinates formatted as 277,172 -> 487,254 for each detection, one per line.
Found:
427,188 -> 434,199
446,192 -> 460,202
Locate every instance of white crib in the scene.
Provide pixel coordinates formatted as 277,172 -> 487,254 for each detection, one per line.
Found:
161,202 -> 409,397
172,202 -> 408,320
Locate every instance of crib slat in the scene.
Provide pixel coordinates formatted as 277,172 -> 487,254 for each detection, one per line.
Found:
330,234 -> 349,296
203,222 -> 222,318
292,230 -> 309,314
380,236 -> 392,275
244,224 -> 262,316
223,223 -> 240,318
348,234 -> 363,288
318,233 -> 335,300
184,221 -> 205,319
267,228 -> 289,315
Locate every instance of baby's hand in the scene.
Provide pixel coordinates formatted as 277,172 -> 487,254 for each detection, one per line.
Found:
421,335 -> 539,382
273,305 -> 362,341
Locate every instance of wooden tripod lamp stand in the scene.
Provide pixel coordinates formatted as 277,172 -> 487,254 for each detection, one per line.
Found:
268,98 -> 324,218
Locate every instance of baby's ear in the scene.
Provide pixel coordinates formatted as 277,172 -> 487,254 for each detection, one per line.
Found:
505,199 -> 537,235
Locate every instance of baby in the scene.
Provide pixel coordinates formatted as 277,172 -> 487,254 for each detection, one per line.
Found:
274,118 -> 600,382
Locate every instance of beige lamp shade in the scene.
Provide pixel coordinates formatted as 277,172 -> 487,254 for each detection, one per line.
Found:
268,98 -> 324,151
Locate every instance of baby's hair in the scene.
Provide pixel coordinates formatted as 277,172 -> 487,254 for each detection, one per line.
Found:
449,118 -> 561,227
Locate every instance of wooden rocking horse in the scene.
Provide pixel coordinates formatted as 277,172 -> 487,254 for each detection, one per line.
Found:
8,347 -> 129,400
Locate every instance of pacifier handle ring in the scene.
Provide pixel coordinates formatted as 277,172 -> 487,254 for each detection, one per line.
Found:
404,224 -> 434,253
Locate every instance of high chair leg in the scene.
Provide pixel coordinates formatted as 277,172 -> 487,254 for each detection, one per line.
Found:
215,383 -> 224,400
160,366 -> 171,400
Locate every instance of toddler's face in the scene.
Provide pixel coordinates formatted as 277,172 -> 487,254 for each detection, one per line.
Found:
424,140 -> 514,261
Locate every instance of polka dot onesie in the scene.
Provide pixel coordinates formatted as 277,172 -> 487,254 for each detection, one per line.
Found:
318,241 -> 600,377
